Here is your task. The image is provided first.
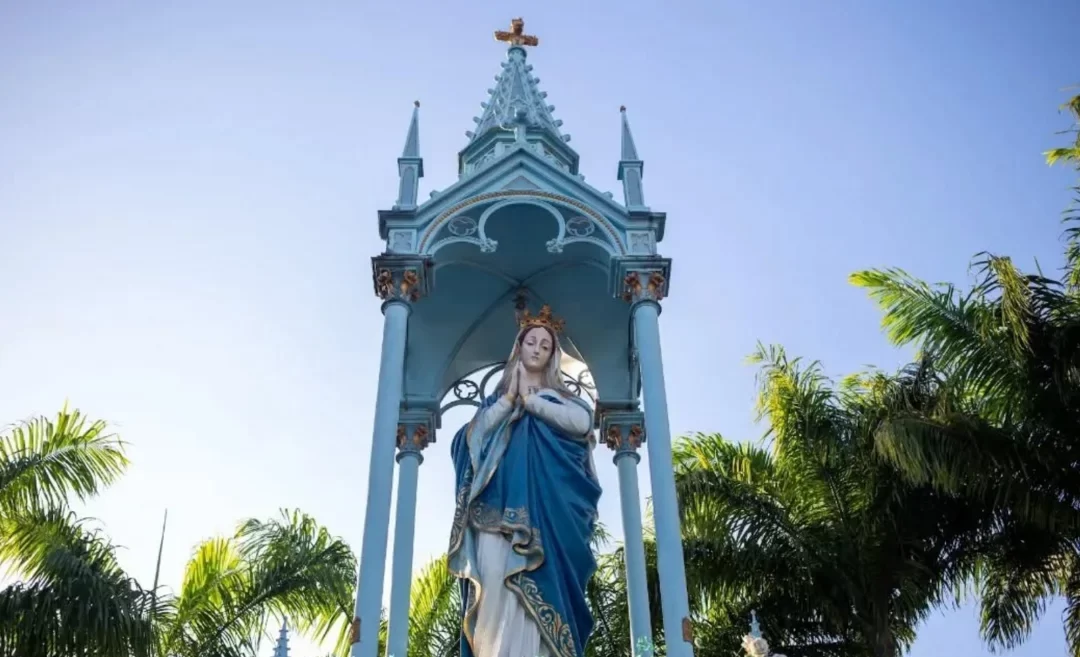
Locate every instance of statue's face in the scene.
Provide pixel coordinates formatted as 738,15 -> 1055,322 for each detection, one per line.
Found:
520,327 -> 554,374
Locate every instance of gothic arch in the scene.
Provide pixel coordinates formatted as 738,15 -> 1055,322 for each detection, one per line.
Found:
417,189 -> 625,256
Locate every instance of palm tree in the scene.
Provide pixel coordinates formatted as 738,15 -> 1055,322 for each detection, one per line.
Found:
848,92 -> 1080,654
0,508 -> 159,657
0,405 -> 144,657
153,509 -> 357,657
399,555 -> 460,657
0,507 -> 357,657
0,404 -> 129,521
670,345 -> 995,657
0,406 -> 358,657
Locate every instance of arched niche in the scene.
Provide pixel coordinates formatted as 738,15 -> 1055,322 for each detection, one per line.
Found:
401,201 -> 635,414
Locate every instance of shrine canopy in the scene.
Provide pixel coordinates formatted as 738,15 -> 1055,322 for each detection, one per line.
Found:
374,19 -> 668,419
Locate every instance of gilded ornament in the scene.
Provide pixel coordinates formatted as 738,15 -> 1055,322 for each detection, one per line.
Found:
412,424 -> 430,449
494,18 -> 539,47
375,267 -> 423,302
647,272 -> 666,301
622,271 -> 642,302
628,424 -> 644,448
604,425 -> 622,450
395,424 -> 407,448
376,269 -> 394,299
621,269 -> 666,303
401,269 -> 420,301
518,304 -> 565,334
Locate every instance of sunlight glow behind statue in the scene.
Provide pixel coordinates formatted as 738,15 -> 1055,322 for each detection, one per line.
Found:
446,305 -> 601,657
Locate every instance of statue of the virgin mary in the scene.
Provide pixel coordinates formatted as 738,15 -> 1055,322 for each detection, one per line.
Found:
448,305 -> 601,657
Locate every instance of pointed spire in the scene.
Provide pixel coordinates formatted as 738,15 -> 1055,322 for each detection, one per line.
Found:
273,617 -> 290,657
619,105 -> 640,161
394,101 -> 423,210
458,19 -> 580,177
402,100 -> 420,158
617,106 -> 647,210
467,45 -> 564,145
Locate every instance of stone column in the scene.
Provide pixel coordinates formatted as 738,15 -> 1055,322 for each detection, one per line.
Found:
613,257 -> 695,657
351,256 -> 430,657
598,405 -> 653,656
385,410 -> 437,657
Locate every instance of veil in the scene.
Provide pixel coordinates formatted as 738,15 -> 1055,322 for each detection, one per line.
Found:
494,325 -> 600,485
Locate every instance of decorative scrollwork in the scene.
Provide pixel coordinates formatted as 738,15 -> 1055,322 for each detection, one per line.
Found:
565,216 -> 594,237
453,379 -> 480,402
447,215 -> 478,237
562,368 -> 596,404
439,362 -> 596,417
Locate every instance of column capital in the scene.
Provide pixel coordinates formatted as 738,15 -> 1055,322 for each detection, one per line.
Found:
597,405 -> 646,463
396,407 -> 437,463
371,254 -> 433,304
610,256 -> 672,304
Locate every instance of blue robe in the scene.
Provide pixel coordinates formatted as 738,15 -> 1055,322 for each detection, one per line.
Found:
448,392 -> 601,657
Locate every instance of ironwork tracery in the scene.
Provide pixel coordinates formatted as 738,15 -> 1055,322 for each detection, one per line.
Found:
439,361 -> 596,417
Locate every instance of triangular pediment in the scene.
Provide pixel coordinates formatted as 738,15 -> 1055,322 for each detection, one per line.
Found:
414,147 -> 629,227
501,175 -> 541,191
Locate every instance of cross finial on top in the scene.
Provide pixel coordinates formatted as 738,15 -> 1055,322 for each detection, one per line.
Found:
494,18 -> 538,47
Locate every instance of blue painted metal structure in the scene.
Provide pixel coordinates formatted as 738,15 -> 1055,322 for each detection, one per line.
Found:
350,19 -> 694,657
273,618 -> 290,657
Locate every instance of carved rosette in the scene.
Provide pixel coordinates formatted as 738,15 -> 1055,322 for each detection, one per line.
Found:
597,406 -> 646,463
396,407 -> 438,464
371,254 -> 432,304
610,256 -> 672,305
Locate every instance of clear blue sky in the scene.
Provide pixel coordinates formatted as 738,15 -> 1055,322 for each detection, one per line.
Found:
1,1 -> 1078,655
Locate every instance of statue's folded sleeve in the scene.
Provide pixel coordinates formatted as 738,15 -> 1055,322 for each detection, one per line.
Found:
524,393 -> 592,437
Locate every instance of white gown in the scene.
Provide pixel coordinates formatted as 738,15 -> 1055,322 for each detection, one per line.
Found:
465,388 -> 596,657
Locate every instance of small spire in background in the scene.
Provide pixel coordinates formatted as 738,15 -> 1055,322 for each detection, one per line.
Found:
273,617 -> 290,657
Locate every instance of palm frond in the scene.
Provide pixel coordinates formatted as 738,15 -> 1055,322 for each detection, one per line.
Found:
0,404 -> 128,516
406,554 -> 460,657
0,508 -> 159,657
158,509 -> 356,657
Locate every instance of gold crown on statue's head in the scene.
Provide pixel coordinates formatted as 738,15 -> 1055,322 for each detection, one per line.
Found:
519,305 -> 565,335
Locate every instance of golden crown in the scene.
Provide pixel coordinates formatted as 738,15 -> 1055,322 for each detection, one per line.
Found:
519,305 -> 565,334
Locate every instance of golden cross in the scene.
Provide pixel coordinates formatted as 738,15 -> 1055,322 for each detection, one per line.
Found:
494,18 -> 538,47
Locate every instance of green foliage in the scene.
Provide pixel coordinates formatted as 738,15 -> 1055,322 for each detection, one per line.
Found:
0,403 -> 129,519
848,91 -> 1080,655
153,509 -> 357,657
0,509 -> 159,657
670,346 -> 996,657
0,405 -> 357,657
403,555 -> 460,657
0,406 -> 145,656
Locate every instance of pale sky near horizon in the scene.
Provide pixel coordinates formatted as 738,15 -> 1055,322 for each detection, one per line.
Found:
2,2 -> 1079,656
